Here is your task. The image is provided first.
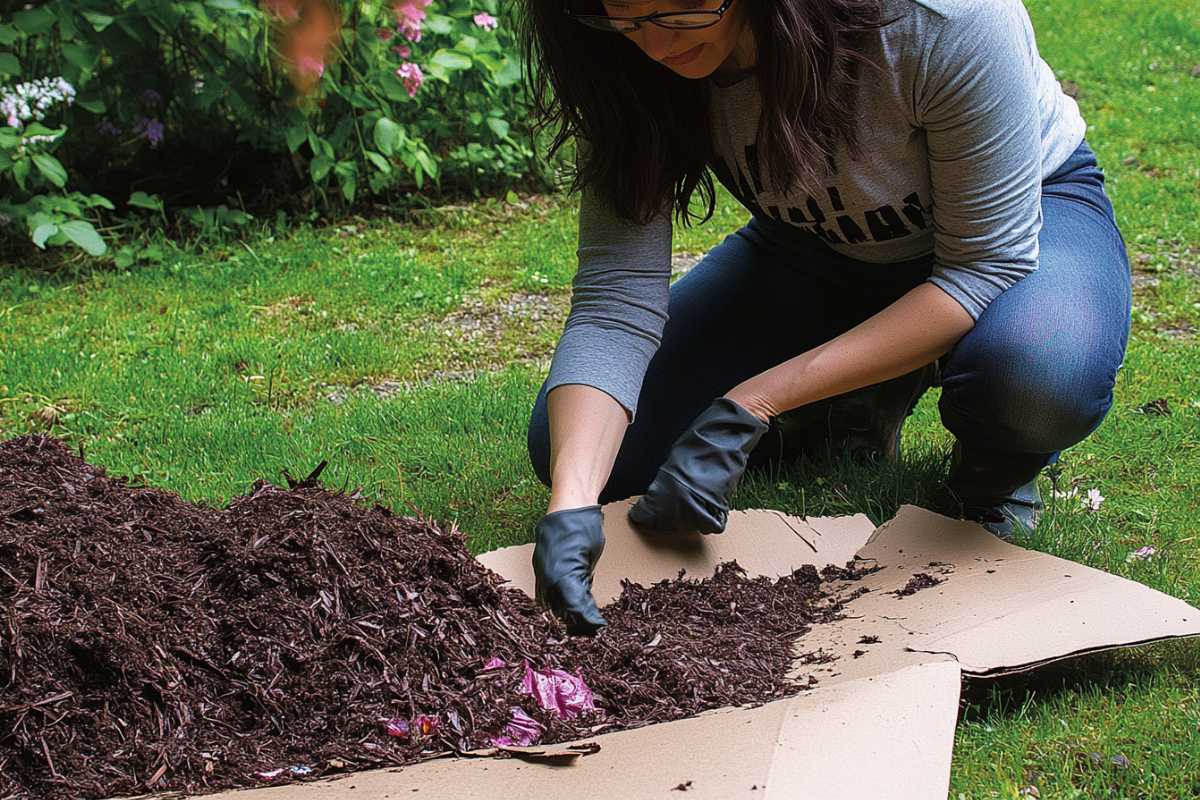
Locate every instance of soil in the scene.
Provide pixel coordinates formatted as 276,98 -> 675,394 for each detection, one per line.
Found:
0,435 -> 873,799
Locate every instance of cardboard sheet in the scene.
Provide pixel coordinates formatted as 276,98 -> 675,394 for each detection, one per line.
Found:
159,502 -> 1200,799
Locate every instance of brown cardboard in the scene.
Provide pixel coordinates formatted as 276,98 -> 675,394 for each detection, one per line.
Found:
151,502 -> 1200,799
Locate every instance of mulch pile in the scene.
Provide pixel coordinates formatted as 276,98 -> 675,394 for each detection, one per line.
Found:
0,435 -> 873,800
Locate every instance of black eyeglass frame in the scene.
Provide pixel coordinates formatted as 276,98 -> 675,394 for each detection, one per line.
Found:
563,0 -> 735,32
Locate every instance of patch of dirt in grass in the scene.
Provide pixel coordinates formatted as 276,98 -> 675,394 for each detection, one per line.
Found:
1130,244 -> 1199,293
253,295 -> 316,319
432,291 -> 566,341
322,251 -> 707,404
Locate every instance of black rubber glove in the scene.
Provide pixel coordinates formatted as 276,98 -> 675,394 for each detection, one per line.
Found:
532,505 -> 607,635
628,397 -> 769,534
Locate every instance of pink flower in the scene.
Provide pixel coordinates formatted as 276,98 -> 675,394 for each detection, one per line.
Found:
472,12 -> 498,30
398,19 -> 422,42
393,0 -> 431,41
483,656 -> 507,670
396,62 -> 424,97
376,26 -> 395,40
1082,488 -> 1104,512
393,44 -> 411,58
393,0 -> 432,25
490,707 -> 544,748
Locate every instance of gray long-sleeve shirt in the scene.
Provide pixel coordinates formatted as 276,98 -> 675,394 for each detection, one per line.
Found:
545,0 -> 1086,421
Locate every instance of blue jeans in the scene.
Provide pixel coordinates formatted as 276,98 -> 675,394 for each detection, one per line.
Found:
528,140 -> 1132,502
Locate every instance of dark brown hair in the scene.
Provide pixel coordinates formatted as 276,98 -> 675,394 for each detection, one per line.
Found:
515,0 -> 886,226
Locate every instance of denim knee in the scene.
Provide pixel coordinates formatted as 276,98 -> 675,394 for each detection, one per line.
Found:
527,382 -> 553,489
939,343 -> 1116,453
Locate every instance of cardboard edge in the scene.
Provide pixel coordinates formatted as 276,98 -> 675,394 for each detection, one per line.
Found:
950,632 -> 1200,678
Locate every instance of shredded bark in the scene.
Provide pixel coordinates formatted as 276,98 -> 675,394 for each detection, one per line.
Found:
890,573 -> 944,598
0,435 -> 874,799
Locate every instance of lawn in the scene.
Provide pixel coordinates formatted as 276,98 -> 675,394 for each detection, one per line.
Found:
2,0 -> 1198,796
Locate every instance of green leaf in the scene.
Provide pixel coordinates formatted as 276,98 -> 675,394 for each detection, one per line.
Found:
87,193 -> 116,211
430,50 -> 472,71
76,97 -> 106,114
12,159 -> 29,190
285,123 -> 307,154
62,43 -> 100,73
128,191 -> 164,212
485,117 -> 510,140
80,10 -> 115,32
414,150 -> 438,178
205,0 -> 253,11
380,72 -> 413,102
365,151 -> 392,174
114,246 -> 136,269
340,173 -> 357,202
59,220 -> 107,256
425,14 -> 453,34
310,155 -> 334,183
0,25 -> 19,46
13,7 -> 55,35
373,117 -> 402,156
0,52 -> 19,76
32,223 -> 58,249
32,153 -> 68,188
495,57 -> 521,87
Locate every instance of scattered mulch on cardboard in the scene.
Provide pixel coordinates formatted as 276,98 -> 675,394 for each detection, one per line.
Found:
890,572 -> 944,598
0,435 -> 873,800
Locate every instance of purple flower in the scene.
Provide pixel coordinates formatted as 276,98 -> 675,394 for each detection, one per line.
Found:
132,117 -> 165,147
482,655 -> 507,670
472,12 -> 498,30
141,88 -> 162,108
490,707 -> 544,747
96,119 -> 121,137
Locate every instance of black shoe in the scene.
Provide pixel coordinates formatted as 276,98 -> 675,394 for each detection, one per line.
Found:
945,439 -> 1047,540
756,361 -> 941,468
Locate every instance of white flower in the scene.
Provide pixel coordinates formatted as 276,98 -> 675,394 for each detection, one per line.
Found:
1052,486 -> 1078,500
1081,488 -> 1104,512
0,75 -> 75,129
1125,546 -> 1156,562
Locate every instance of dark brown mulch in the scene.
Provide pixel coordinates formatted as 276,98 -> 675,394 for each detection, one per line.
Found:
0,435 -> 872,800
890,572 -> 944,598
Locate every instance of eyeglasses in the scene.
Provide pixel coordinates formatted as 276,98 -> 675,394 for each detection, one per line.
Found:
564,0 -> 735,32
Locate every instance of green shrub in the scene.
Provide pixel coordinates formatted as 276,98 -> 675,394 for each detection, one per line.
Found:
0,0 -> 538,257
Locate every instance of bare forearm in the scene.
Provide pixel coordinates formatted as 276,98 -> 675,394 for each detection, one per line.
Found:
546,384 -> 629,512
727,282 -> 974,420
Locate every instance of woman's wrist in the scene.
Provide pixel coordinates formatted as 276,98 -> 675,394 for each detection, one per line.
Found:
723,384 -> 780,423
547,482 -> 602,514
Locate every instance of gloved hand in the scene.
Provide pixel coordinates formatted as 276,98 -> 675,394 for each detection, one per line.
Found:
532,505 -> 607,635
628,397 -> 769,534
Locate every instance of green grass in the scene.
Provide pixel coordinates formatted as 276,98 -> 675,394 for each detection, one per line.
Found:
1,0 -> 1198,796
